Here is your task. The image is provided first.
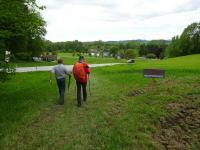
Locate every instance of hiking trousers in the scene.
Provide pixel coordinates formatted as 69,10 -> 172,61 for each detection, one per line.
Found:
76,81 -> 87,106
56,78 -> 66,105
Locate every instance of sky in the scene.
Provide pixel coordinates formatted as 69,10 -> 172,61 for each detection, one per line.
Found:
36,0 -> 200,42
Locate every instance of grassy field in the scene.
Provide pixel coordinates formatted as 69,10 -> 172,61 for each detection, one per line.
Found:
13,53 -> 126,67
0,54 -> 200,149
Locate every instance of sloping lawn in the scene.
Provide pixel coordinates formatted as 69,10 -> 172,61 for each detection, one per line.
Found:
0,54 -> 200,149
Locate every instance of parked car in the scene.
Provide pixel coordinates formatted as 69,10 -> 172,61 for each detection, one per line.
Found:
127,59 -> 135,63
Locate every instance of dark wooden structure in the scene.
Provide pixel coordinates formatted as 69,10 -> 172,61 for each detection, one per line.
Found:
41,55 -> 57,62
143,69 -> 165,78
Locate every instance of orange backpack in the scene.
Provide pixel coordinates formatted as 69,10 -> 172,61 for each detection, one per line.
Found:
73,62 -> 86,82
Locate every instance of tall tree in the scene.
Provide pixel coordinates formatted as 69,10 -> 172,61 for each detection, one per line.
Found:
110,46 -> 119,57
166,22 -> 200,57
0,0 -> 46,81
180,22 -> 200,55
0,0 -> 46,59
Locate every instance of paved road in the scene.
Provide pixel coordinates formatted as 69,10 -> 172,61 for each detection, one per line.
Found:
15,63 -> 125,73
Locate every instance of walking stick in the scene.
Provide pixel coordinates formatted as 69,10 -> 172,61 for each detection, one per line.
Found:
88,74 -> 92,96
68,75 -> 71,91
74,83 -> 77,96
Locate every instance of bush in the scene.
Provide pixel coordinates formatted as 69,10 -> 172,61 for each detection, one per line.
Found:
146,53 -> 156,59
52,51 -> 58,55
0,48 -> 15,82
0,61 -> 15,82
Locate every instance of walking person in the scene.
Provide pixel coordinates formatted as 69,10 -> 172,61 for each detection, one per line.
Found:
73,56 -> 91,107
49,58 -> 71,105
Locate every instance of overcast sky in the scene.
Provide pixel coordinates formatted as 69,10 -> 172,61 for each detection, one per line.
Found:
36,0 -> 200,42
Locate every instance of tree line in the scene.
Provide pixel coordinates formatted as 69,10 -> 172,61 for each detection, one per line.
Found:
44,39 -> 169,59
44,23 -> 200,59
165,22 -> 200,57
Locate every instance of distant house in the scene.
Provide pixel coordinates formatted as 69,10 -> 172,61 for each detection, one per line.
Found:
103,49 -> 110,57
89,49 -> 100,57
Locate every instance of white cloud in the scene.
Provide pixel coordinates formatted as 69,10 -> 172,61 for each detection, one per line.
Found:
36,0 -> 200,42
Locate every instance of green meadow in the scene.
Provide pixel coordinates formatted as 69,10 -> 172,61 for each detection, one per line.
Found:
0,54 -> 200,149
13,53 -> 126,67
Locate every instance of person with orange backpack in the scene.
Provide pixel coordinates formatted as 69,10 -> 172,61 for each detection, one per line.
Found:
73,56 -> 91,107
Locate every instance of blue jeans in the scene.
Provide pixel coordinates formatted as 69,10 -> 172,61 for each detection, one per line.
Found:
56,78 -> 66,105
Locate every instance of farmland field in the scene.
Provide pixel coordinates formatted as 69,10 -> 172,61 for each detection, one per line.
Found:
13,53 -> 126,67
0,54 -> 200,149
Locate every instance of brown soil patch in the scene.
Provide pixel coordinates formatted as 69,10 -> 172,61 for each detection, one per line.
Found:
156,102 -> 200,150
127,89 -> 145,97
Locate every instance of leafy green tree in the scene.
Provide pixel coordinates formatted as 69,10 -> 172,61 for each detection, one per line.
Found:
139,42 -> 167,58
118,50 -> 125,59
166,22 -> 200,57
124,49 -> 137,59
0,0 -> 46,81
165,36 -> 181,57
0,0 -> 46,59
110,46 -> 119,57
180,22 -> 200,55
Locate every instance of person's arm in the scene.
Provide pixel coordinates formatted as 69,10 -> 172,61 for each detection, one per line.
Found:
85,64 -> 91,75
84,64 -> 91,80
